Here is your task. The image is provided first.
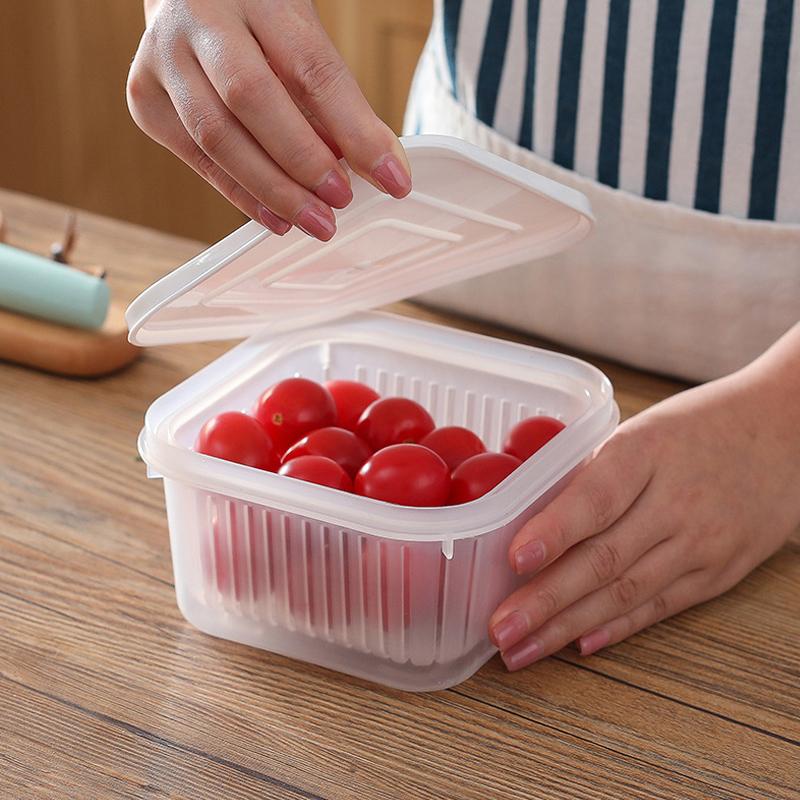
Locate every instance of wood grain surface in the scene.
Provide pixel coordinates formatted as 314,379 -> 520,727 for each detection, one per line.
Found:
0,301 -> 140,377
0,189 -> 798,800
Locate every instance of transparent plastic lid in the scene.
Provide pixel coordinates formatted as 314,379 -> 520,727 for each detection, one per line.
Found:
126,135 -> 593,346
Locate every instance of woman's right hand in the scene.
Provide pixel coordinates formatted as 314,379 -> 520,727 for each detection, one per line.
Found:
127,0 -> 412,240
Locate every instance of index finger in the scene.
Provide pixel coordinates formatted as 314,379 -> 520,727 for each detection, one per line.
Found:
249,3 -> 412,198
510,428 -> 653,575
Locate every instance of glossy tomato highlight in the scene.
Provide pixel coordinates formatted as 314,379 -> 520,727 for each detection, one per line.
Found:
282,427 -> 371,478
449,452 -> 522,504
355,444 -> 450,507
503,416 -> 565,461
278,455 -> 353,491
325,380 -> 380,431
254,377 -> 336,455
356,397 -> 435,451
420,426 -> 487,471
195,411 -> 278,471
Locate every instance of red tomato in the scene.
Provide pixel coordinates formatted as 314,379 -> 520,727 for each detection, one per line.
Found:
355,397 -> 435,451
503,416 -> 566,461
195,411 -> 278,471
420,426 -> 487,472
449,452 -> 522,504
254,377 -> 336,455
282,427 -> 371,478
278,455 -> 353,491
355,444 -> 450,507
325,380 -> 380,431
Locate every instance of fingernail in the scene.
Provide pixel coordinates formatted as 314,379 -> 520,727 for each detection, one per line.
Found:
490,610 -> 529,651
295,204 -> 336,241
315,169 -> 353,209
372,154 -> 412,198
257,205 -> 291,235
514,540 -> 546,575
502,636 -> 543,672
579,627 -> 611,656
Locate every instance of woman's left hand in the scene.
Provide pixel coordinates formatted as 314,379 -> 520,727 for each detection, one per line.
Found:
489,327 -> 800,671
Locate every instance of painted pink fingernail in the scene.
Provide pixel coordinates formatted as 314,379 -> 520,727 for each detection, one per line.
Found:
579,627 -> 611,656
490,610 -> 529,651
315,170 -> 353,209
257,205 -> 291,235
295,204 -> 336,241
514,540 -> 546,575
371,154 -> 412,198
502,636 -> 543,672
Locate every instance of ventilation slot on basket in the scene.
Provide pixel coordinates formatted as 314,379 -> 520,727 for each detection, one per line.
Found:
340,366 -> 563,449
280,514 -> 294,631
461,538 -> 480,651
434,553 -> 449,664
196,490 -> 511,667
261,508 -> 276,625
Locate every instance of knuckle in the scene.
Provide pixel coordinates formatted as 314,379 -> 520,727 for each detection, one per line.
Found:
291,53 -> 346,104
227,186 -> 258,220
585,480 -> 617,532
222,65 -> 262,110
651,592 -> 669,622
608,574 -> 638,611
548,619 -> 574,651
191,152 -> 245,211
126,66 -> 153,127
189,107 -> 229,154
585,539 -> 622,585
548,514 -> 573,557
534,585 -> 560,619
284,137 -> 324,172
126,68 -> 147,108
193,150 -> 220,182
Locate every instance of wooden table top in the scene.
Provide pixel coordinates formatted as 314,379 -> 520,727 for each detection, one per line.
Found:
1,188 -> 798,800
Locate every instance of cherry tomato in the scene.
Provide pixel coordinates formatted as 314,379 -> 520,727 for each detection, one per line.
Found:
254,377 -> 336,455
355,444 -> 450,507
278,455 -> 353,491
449,452 -> 522,504
356,397 -> 435,451
282,426 -> 371,478
503,416 -> 566,461
325,380 -> 380,431
195,411 -> 278,471
420,426 -> 487,472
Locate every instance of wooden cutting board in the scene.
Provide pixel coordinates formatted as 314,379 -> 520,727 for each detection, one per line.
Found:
0,300 -> 140,376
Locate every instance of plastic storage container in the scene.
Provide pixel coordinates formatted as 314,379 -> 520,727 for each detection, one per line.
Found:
127,136 -> 619,691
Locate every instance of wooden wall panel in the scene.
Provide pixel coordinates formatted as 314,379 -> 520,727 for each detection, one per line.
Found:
315,0 -> 433,133
0,1 -> 432,244
0,1 -> 245,243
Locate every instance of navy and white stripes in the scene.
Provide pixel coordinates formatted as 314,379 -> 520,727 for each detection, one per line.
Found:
409,0 -> 799,223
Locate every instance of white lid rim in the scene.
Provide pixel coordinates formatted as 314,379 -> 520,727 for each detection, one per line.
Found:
139,399 -> 619,542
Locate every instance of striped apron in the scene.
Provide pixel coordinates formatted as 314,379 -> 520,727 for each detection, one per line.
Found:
405,0 -> 800,382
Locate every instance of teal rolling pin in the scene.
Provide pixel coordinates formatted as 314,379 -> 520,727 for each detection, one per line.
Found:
0,242 -> 110,329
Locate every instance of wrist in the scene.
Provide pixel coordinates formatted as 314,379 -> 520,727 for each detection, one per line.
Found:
739,324 -> 800,440
730,325 -> 800,531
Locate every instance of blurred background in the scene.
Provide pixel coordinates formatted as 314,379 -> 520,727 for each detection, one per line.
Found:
0,0 -> 432,243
